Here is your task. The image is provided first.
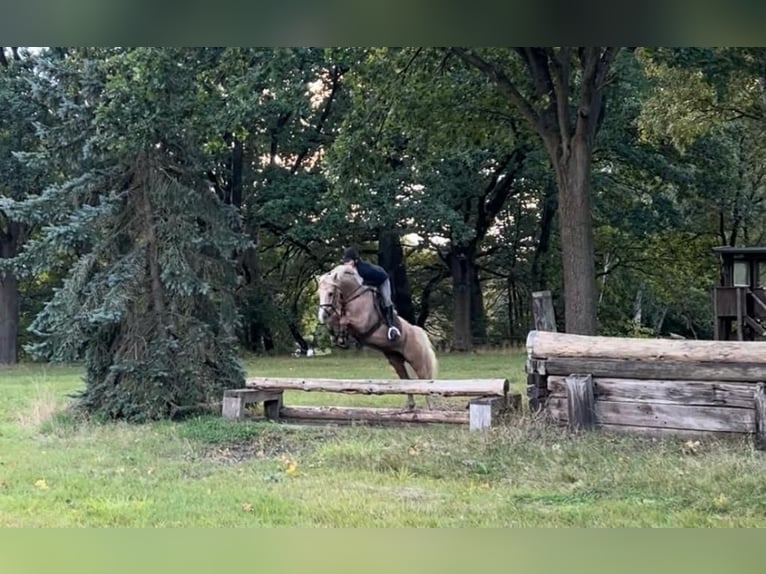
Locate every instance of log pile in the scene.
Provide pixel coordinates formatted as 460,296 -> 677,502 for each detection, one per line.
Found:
526,330 -> 766,447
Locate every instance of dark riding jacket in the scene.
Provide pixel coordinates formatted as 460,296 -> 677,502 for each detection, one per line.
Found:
355,260 -> 389,286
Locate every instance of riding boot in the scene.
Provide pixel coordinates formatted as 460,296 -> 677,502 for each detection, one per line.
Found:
384,305 -> 401,341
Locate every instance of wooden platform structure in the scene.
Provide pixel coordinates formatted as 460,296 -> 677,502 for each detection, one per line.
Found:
526,330 -> 766,448
222,377 -> 516,431
712,246 -> 766,340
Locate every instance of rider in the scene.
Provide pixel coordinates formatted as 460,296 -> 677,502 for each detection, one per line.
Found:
341,247 -> 401,341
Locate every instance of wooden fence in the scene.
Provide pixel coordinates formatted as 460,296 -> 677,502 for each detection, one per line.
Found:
526,329 -> 766,448
222,377 -> 518,431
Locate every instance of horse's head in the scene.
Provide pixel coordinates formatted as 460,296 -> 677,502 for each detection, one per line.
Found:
316,264 -> 363,324
316,271 -> 338,324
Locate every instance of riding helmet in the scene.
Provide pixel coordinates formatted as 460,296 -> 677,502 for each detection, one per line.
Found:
341,247 -> 359,263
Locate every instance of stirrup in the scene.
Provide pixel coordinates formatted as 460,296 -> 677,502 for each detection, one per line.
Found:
387,326 -> 401,341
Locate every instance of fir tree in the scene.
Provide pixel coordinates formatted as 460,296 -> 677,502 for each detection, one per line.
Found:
3,48 -> 246,420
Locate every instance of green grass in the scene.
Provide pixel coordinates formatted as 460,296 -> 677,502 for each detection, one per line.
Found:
2,349 -> 766,527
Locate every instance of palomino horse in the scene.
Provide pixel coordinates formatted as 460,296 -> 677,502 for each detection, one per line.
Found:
317,264 -> 438,408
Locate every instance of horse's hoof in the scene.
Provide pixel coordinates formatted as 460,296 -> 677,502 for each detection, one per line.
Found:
387,327 -> 401,341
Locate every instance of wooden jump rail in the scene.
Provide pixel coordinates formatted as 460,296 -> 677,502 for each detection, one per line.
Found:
525,329 -> 766,449
222,377 -> 514,431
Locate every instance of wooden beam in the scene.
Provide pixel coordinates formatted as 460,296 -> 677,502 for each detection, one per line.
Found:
546,396 -> 754,433
542,357 -> 766,383
531,290 -> 557,332
246,377 -> 509,397
222,389 -> 284,420
527,329 -> 766,363
737,286 -> 744,340
548,376 -> 759,409
755,383 -> 766,451
278,405 -> 469,425
564,374 -> 595,430
469,397 -> 506,430
744,315 -> 765,336
750,290 -> 766,314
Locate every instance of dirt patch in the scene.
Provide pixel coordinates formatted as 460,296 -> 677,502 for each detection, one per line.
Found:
200,427 -> 336,464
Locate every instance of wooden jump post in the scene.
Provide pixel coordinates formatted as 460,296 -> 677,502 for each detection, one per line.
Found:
528,290 -> 556,411
222,377 -> 516,431
526,329 -> 766,449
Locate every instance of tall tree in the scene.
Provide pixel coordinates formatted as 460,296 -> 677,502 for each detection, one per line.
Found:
5,48 -> 246,420
378,230 -> 416,324
453,47 -> 620,335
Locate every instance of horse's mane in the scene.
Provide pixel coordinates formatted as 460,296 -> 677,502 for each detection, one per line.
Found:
320,264 -> 362,288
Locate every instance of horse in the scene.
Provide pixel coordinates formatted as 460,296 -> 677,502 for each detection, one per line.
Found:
316,264 -> 438,409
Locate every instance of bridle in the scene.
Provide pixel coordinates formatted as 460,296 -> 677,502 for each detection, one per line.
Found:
318,272 -> 372,318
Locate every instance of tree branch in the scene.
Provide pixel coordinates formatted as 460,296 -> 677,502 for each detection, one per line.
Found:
451,47 -> 545,135
576,47 -> 620,143
399,48 -> 423,77
477,148 -> 527,239
516,48 -> 554,101
291,64 -> 346,175
547,47 -> 572,144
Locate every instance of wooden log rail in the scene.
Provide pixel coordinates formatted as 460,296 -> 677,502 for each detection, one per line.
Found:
525,330 -> 766,449
223,377 -> 516,431
279,406 -> 469,425
246,377 -> 509,397
527,329 -> 766,364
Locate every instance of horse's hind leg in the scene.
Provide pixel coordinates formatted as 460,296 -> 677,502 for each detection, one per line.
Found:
402,349 -> 434,410
385,352 -> 416,409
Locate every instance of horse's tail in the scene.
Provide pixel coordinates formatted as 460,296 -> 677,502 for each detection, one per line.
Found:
411,325 -> 438,379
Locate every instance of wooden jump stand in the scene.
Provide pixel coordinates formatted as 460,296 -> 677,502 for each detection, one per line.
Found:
222,377 -> 517,431
526,289 -> 766,449
527,329 -> 766,447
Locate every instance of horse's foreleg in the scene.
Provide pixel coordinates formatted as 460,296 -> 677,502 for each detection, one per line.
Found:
335,316 -> 351,348
385,352 -> 415,409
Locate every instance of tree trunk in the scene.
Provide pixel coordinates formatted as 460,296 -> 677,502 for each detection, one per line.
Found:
507,277 -> 516,340
416,269 -> 447,327
377,231 -> 416,323
470,261 -> 487,344
451,47 -> 617,337
530,178 -> 558,291
546,136 -> 598,335
0,221 -> 21,364
0,274 -> 18,364
229,137 -> 243,208
449,244 -> 477,351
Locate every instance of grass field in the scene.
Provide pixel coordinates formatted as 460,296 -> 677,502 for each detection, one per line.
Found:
2,348 -> 766,527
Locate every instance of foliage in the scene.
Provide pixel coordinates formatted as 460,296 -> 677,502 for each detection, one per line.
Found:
0,48 -> 51,363
7,45 -> 766,379
325,48 -> 542,348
